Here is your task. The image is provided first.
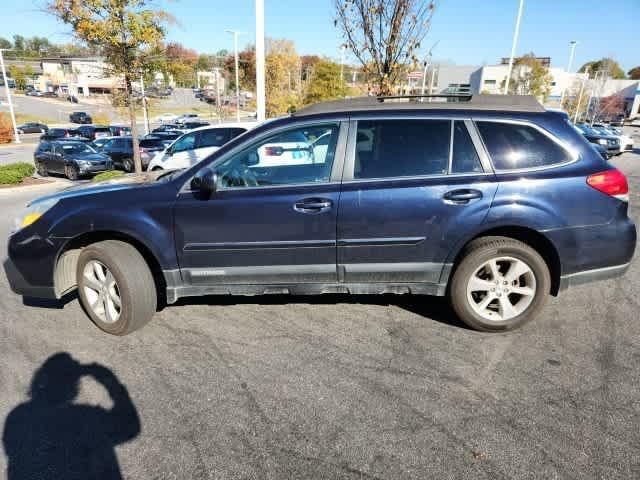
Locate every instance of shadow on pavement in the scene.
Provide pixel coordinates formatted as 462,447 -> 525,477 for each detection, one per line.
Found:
23,290 -> 77,309
2,353 -> 140,480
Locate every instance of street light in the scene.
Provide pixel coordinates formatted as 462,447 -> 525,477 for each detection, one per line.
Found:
255,0 -> 266,122
225,29 -> 245,122
504,0 -> 525,95
0,49 -> 20,143
559,40 -> 578,108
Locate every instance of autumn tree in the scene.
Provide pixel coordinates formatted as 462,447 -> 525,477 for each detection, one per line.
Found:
334,0 -> 437,95
165,42 -> 198,86
300,55 -> 320,82
7,66 -> 26,90
578,58 -> 626,79
503,53 -> 553,100
303,59 -> 349,105
592,94 -> 625,122
224,46 -> 256,93
265,39 -> 301,116
561,79 -> 589,122
628,66 -> 640,80
48,0 -> 170,174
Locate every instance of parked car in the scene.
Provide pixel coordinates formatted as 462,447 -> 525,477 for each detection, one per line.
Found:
591,124 -> 633,152
590,142 -> 611,160
573,124 -> 621,155
39,128 -> 86,142
152,123 -> 181,133
108,125 -> 131,137
175,113 -> 200,124
99,136 -> 167,172
41,91 -> 58,98
69,111 -> 92,124
609,115 -> 625,127
4,94 -> 636,336
25,88 -> 43,97
76,125 -> 112,140
33,140 -> 113,180
172,121 -> 210,133
147,122 -> 254,171
91,136 -> 119,151
17,122 -> 48,134
154,113 -> 178,123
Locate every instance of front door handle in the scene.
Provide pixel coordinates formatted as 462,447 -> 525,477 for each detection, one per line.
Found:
443,189 -> 483,205
293,198 -> 333,214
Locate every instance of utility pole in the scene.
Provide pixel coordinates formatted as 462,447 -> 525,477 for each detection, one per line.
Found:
559,40 -> 578,109
0,49 -> 20,143
573,67 -> 589,124
504,0 -> 525,95
255,0 -> 266,121
226,30 -> 245,122
140,75 -> 149,135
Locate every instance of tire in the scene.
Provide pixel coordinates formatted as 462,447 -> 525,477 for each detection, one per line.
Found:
122,158 -> 134,172
151,166 -> 163,171
36,161 -> 48,177
76,240 -> 157,335
64,164 -> 79,181
449,236 -> 551,332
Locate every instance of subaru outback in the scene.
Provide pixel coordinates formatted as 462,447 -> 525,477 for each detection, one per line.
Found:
4,95 -> 636,335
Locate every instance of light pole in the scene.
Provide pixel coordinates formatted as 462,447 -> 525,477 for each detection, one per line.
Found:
504,0 -> 525,95
140,75 -> 149,135
573,67 -> 589,124
559,40 -> 578,108
0,49 -> 20,143
255,0 -> 266,121
339,45 -> 346,92
226,30 -> 245,122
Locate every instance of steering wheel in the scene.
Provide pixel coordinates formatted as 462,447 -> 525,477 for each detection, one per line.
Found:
221,165 -> 259,188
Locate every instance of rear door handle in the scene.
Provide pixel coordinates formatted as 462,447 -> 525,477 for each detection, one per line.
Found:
443,189 -> 483,205
293,198 -> 333,214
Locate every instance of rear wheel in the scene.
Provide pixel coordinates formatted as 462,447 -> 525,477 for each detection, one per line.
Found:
122,158 -> 134,172
449,236 -> 550,332
64,164 -> 79,181
76,240 -> 157,335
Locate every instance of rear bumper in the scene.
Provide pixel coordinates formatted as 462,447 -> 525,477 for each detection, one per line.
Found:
559,263 -> 630,291
3,257 -> 57,299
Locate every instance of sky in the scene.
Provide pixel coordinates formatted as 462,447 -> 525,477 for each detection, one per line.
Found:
1,0 -> 638,72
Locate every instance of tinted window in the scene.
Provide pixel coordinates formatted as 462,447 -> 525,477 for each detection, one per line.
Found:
215,124 -> 339,188
37,142 -> 51,153
228,128 -> 247,139
477,121 -> 572,170
354,120 -> 450,179
139,138 -> 165,149
451,121 -> 483,174
198,129 -> 229,148
173,133 -> 197,152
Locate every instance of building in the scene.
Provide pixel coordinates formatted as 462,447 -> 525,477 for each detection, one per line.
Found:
39,57 -> 123,96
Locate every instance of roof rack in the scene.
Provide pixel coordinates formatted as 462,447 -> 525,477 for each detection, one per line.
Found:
292,94 -> 545,117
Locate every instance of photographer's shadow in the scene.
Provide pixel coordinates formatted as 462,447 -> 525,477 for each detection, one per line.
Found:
3,353 -> 140,480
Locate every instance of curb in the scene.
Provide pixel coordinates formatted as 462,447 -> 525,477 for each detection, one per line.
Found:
0,177 -> 71,195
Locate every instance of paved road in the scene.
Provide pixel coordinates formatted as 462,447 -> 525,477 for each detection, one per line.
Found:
0,143 -> 639,478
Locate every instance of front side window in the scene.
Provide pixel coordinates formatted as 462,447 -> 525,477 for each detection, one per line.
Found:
477,121 -> 573,170
214,123 -> 339,189
354,120 -> 450,179
173,133 -> 197,153
198,129 -> 229,148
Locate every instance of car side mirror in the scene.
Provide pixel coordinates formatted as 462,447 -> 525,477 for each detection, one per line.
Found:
191,168 -> 218,195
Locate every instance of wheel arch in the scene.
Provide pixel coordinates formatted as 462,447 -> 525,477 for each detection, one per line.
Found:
445,225 -> 562,296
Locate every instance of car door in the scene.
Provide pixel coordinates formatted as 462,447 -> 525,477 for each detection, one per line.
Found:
165,131 -> 198,169
34,142 -> 52,170
49,144 -> 66,173
173,121 -> 347,286
337,118 -> 497,285
192,128 -> 234,163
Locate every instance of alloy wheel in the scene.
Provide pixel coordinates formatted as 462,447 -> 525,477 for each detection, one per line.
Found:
466,256 -> 536,322
82,260 -> 121,324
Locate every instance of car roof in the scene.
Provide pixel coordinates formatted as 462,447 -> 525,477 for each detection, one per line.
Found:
292,94 -> 546,117
189,121 -> 260,133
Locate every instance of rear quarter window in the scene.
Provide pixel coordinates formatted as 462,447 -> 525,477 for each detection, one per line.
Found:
476,121 -> 573,170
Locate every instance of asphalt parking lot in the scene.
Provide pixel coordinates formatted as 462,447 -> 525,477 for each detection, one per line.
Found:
0,135 -> 639,478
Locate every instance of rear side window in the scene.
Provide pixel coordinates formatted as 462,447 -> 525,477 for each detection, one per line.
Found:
477,121 -> 572,170
198,129 -> 229,148
354,120 -> 450,179
451,121 -> 483,174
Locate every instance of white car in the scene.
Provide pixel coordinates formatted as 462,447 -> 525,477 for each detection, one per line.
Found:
147,122 -> 257,171
592,124 -> 634,152
154,113 -> 178,123
175,113 -> 200,124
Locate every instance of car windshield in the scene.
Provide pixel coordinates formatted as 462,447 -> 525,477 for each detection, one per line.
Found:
60,143 -> 97,154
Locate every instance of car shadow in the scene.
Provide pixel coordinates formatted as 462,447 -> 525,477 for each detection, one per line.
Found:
23,290 -> 77,309
2,352 -> 140,480
171,293 -> 470,330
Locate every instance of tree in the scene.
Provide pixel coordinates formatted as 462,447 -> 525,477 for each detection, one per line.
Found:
265,39 -> 301,116
300,55 -> 320,82
628,66 -> 640,80
578,58 -> 626,79
503,53 -> 553,100
0,38 -> 11,50
48,0 -> 170,174
7,66 -> 26,90
561,79 -> 589,122
303,58 -> 349,104
12,35 -> 25,54
223,46 -> 256,93
334,0 -> 437,95
592,94 -> 625,122
165,42 -> 198,87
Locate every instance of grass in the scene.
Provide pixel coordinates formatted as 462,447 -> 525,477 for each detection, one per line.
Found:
0,162 -> 36,185
92,170 -> 125,183
15,113 -> 58,126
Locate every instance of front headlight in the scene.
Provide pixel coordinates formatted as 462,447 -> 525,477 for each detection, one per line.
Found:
597,139 -> 607,145
13,198 -> 59,233
77,160 -> 92,167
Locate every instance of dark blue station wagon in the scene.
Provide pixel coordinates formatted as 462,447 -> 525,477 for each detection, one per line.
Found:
4,95 -> 636,335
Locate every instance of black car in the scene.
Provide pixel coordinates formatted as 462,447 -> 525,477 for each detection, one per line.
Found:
152,124 -> 181,133
573,124 -> 621,155
40,128 -> 87,142
34,140 -> 113,180
76,125 -> 112,140
41,91 -> 58,98
108,125 -> 131,136
99,136 -> 166,172
69,112 -> 92,124
17,122 -> 48,134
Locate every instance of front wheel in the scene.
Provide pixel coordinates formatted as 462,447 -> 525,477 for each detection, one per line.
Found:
449,236 -> 550,332
122,158 -> 134,172
64,164 -> 79,181
36,161 -> 48,177
76,240 -> 157,335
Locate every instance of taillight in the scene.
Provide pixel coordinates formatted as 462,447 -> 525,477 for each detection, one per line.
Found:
587,169 -> 629,201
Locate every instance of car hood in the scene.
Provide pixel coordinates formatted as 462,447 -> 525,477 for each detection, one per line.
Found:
67,153 -> 110,162
29,170 -> 170,206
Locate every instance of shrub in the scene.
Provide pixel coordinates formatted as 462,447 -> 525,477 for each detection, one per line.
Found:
0,113 -> 13,144
91,112 -> 111,125
0,170 -> 24,184
92,170 -> 125,183
0,162 -> 35,184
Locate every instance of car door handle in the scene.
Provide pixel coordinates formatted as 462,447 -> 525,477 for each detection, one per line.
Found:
442,189 -> 483,205
293,198 -> 333,214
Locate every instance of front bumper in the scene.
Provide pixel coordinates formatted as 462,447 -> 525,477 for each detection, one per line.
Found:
3,257 -> 57,299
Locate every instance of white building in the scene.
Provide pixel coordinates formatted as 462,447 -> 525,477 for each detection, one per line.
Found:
40,57 -> 122,96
